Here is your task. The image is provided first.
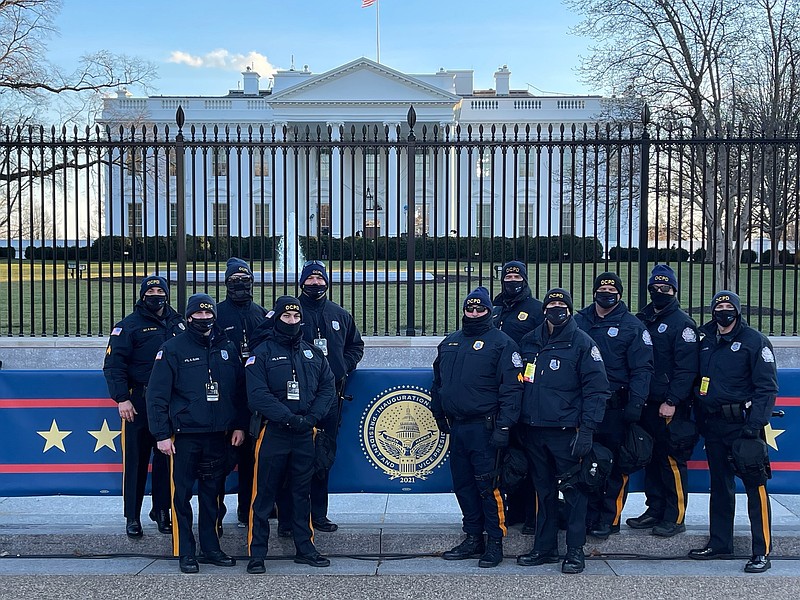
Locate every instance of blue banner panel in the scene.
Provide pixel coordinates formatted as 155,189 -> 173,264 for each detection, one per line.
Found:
1,368 -> 799,496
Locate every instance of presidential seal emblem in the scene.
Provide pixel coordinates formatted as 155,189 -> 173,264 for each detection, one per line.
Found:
360,385 -> 449,485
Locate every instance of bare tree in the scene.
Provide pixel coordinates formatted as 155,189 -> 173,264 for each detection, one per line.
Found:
565,0 -> 800,289
0,0 -> 156,241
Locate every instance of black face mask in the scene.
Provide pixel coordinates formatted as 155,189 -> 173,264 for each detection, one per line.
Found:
303,284 -> 327,301
143,295 -> 166,313
544,306 -> 570,327
595,291 -> 620,309
274,317 -> 302,339
461,311 -> 492,336
226,280 -> 253,303
713,309 -> 738,327
189,317 -> 215,333
502,280 -> 525,299
649,290 -> 674,310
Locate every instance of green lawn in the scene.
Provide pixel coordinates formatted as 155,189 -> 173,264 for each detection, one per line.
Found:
1,260 -> 797,336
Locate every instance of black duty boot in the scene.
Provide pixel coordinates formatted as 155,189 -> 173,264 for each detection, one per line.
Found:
126,518 -> 143,539
149,509 -> 172,534
562,546 -> 585,574
478,537 -> 503,568
442,534 -> 485,560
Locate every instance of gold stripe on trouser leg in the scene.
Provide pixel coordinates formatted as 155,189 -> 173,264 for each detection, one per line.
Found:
613,474 -> 629,526
310,515 -> 315,544
493,488 -> 507,536
668,456 -> 686,523
758,485 -> 771,553
169,439 -> 179,557
248,424 -> 267,553
121,419 -> 127,504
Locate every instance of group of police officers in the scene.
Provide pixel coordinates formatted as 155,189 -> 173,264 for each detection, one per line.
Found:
104,258 -> 778,575
103,259 -> 363,574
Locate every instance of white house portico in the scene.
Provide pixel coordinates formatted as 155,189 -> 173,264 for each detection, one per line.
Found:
101,57 -> 633,246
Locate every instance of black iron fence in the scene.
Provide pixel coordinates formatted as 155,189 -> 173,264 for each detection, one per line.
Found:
1,107 -> 798,337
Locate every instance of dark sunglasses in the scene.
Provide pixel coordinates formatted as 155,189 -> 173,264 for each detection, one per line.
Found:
649,284 -> 673,294
464,306 -> 489,314
303,260 -> 326,269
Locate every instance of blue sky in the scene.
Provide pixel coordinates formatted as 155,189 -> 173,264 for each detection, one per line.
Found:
49,0 -> 596,97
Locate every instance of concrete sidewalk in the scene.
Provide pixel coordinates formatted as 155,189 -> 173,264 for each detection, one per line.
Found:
1,492 -> 800,569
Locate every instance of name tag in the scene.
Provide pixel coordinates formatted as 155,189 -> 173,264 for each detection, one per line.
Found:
287,380 -> 300,401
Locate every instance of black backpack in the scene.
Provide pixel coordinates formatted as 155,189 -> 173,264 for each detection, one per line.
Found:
558,443 -> 614,494
731,436 -> 771,487
618,423 -> 654,474
667,418 -> 700,461
499,447 -> 529,493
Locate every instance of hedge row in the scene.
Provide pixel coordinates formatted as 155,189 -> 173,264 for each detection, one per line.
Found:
0,246 -> 16,259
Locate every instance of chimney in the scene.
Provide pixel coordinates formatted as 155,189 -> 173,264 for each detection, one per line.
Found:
494,65 -> 511,96
242,67 -> 260,95
116,88 -> 132,98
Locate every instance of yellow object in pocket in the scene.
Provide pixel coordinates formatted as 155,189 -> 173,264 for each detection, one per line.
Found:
523,362 -> 536,383
699,376 -> 710,396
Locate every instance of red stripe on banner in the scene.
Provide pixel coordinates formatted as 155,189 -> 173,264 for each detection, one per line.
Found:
0,463 -> 123,474
0,398 -> 115,408
688,460 -> 800,471
777,397 -> 800,406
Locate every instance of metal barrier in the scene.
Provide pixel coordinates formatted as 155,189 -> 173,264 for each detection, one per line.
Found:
1,107 -> 798,336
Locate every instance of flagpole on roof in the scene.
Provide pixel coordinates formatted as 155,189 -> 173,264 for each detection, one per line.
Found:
376,0 -> 381,64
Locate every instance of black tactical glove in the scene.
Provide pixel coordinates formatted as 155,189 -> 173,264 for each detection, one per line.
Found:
623,401 -> 643,424
287,415 -> 305,431
741,425 -> 761,439
490,426 -> 510,448
435,417 -> 450,435
571,428 -> 593,458
305,415 -> 318,429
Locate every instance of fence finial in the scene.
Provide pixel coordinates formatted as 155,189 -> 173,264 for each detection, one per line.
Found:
176,106 -> 185,131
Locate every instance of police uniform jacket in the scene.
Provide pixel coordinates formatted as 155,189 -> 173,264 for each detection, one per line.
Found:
696,318 -> 778,429
299,294 -> 364,383
518,318 -> 609,430
575,302 -> 654,408
217,297 -> 269,359
103,302 -> 185,412
492,289 -> 545,344
245,320 -> 336,426
636,298 -> 699,405
146,327 -> 247,441
431,326 -> 522,429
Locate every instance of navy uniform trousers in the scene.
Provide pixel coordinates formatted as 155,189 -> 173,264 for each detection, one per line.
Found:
122,393 -> 170,521
587,406 -> 629,529
248,423 -> 316,559
522,425 -> 588,551
170,431 -> 228,557
640,401 -> 689,525
449,420 -> 506,539
703,415 -> 772,555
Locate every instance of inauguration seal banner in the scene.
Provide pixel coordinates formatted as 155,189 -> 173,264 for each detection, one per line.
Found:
1,368 -> 799,496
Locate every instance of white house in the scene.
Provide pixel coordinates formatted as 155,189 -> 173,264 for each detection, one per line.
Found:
100,57 -> 636,248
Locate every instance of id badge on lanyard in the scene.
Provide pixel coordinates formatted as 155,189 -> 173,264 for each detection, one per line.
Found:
206,380 -> 220,402
314,337 -> 328,356
287,377 -> 300,401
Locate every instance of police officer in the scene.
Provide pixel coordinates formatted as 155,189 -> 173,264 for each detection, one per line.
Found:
216,257 -> 269,530
516,288 -> 609,574
491,260 -> 544,532
147,294 -> 247,574
245,296 -> 336,574
103,275 -> 184,538
632,264 -> 699,537
276,260 -> 364,534
431,287 -> 522,568
575,272 -> 653,539
689,291 -> 778,574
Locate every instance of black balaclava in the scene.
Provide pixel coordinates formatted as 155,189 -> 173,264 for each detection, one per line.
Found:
272,296 -> 304,346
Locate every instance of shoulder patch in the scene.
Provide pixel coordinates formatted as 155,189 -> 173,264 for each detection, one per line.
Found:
642,330 -> 653,346
155,350 -> 163,360
682,327 -> 697,343
762,347 -> 775,363
591,346 -> 603,362
245,356 -> 256,367
511,351 -> 523,368
178,323 -> 186,330
111,327 -> 122,336
266,310 -> 275,319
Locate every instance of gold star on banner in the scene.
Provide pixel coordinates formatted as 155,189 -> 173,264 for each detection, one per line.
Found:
764,423 -> 785,452
88,419 -> 121,453
37,419 -> 72,453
